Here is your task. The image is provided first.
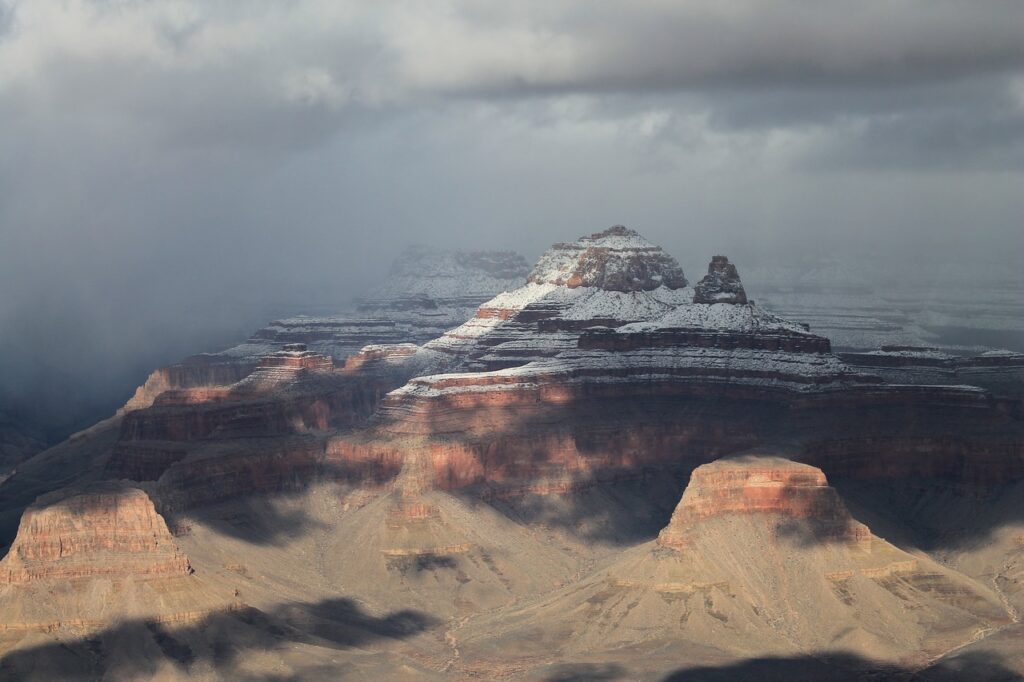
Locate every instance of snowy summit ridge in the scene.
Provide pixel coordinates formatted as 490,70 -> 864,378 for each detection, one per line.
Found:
527,225 -> 689,292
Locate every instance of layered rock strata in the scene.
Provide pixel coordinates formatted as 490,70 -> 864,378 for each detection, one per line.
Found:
840,347 -> 1024,399
107,344 -> 404,487
0,482 -> 189,585
459,455 -> 1009,669
330,239 -> 1022,500
657,456 -> 870,549
121,247 -> 529,412
417,226 -> 694,372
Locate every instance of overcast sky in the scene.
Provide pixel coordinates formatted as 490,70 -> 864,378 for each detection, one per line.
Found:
1,1 -> 1023,432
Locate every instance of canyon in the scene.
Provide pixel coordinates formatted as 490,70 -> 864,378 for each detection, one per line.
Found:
0,226 -> 1022,680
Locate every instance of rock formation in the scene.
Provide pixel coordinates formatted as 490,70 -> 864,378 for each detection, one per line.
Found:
0,482 -> 236,636
2,224 -> 1022,679
416,226 -> 694,372
692,255 -> 748,304
327,237 -> 887,494
121,247 -> 530,412
0,482 -> 189,585
656,455 -> 870,549
840,347 -> 1024,401
457,455 -> 1010,671
527,225 -> 688,291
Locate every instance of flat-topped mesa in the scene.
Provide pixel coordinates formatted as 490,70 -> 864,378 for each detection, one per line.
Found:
528,225 -> 688,292
693,255 -> 748,304
657,456 -> 870,550
0,482 -> 190,585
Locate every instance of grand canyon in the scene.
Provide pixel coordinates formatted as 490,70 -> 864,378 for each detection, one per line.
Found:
0,226 -> 1021,680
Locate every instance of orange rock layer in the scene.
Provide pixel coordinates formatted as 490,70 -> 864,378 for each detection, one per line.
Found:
0,483 -> 189,584
657,456 -> 870,549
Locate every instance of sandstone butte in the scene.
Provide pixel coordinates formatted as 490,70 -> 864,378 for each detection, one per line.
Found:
656,455 -> 871,549
452,454 -> 1011,671
0,481 -> 189,585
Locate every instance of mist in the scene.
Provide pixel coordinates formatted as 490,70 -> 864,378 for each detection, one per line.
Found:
1,1 -> 1023,441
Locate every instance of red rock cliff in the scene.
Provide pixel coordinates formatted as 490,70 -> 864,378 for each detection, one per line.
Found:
0,482 -> 190,584
657,455 -> 871,549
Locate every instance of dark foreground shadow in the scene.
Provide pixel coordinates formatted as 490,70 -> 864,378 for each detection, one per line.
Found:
543,662 -> 628,681
663,651 -> 1022,682
0,597 -> 438,682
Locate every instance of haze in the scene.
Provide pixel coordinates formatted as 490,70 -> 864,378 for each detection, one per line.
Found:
1,1 -> 1023,439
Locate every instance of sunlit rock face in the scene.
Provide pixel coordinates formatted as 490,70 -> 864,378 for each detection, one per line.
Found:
657,455 -> 870,549
692,255 -> 748,304
0,482 -> 189,585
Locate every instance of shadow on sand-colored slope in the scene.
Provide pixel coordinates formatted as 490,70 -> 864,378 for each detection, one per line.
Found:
660,651 -> 1021,682
0,597 -> 439,682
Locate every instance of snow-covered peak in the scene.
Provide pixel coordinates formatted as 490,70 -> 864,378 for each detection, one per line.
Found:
527,225 -> 688,292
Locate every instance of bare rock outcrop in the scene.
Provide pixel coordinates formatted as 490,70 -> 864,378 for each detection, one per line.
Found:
692,255 -> 748,304
0,482 -> 189,585
528,225 -> 688,291
458,454 -> 1009,671
657,455 -> 870,549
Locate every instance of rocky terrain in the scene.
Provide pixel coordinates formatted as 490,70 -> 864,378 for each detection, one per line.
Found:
456,455 -> 1008,675
0,226 -> 1022,680
121,247 -> 529,412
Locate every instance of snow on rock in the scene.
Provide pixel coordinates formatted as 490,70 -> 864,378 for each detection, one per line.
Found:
692,255 -> 748,304
621,302 -> 811,335
527,225 -> 688,291
122,247 -> 530,412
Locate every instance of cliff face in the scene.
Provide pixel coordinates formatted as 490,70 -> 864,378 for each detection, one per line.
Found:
657,456 -> 870,549
418,226 -> 696,372
107,347 -> 402,485
692,255 -> 748,304
0,482 -> 189,584
120,358 -> 256,414
119,347 -> 366,444
327,245 -> 1024,501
